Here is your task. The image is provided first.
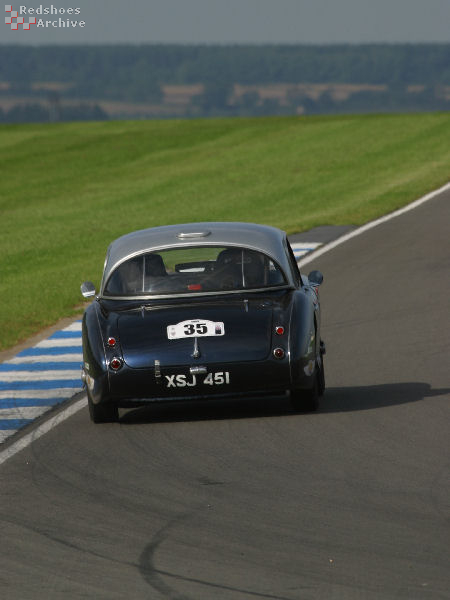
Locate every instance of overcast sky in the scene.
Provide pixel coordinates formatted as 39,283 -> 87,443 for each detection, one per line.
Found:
2,0 -> 450,45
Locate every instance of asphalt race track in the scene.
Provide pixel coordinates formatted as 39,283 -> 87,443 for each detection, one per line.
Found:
1,189 -> 449,600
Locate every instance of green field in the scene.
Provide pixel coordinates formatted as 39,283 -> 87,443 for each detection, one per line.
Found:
1,113 -> 449,351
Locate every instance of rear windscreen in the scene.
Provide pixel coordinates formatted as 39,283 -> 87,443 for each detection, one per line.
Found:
104,246 -> 286,296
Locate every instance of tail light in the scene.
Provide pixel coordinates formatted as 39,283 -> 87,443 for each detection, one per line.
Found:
109,357 -> 123,371
273,347 -> 285,359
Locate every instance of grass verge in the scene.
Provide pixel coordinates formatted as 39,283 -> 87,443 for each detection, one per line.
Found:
1,113 -> 449,350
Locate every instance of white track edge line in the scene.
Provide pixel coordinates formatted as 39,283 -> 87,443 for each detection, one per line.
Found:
298,181 -> 450,268
0,396 -> 87,465
1,181 -> 449,465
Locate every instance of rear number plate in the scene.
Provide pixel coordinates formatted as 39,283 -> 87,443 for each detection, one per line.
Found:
165,371 -> 230,388
167,319 -> 225,340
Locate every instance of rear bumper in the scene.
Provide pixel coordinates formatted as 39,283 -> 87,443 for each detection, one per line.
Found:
85,355 -> 317,406
109,360 -> 290,400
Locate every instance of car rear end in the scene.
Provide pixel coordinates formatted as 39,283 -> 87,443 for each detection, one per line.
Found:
104,293 -> 294,405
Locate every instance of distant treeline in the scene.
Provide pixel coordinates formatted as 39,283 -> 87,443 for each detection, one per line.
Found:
0,102 -> 108,123
0,44 -> 449,120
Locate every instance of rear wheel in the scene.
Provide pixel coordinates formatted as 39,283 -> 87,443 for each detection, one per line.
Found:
87,392 -> 119,423
290,372 -> 319,412
290,358 -> 324,412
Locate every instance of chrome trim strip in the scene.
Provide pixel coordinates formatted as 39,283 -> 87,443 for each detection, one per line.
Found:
98,285 -> 293,302
177,231 -> 211,239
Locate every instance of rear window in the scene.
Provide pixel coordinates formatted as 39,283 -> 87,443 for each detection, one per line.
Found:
104,246 -> 287,296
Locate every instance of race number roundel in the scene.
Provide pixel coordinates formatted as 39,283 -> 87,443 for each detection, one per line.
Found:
167,319 -> 225,340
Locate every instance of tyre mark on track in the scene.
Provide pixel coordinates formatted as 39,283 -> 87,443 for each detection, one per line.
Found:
138,513 -> 296,600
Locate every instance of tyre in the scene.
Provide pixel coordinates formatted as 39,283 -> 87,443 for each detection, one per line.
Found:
318,358 -> 325,397
290,362 -> 322,412
87,391 -> 119,423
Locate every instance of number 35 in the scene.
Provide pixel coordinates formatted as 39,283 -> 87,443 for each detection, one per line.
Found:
184,323 -> 207,335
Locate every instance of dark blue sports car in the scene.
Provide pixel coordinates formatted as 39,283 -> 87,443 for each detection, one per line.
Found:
81,222 -> 325,422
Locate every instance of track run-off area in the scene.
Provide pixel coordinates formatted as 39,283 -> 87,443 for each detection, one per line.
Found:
1,185 -> 449,599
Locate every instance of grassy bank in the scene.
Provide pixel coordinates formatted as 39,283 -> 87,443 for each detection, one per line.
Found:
1,113 -> 449,350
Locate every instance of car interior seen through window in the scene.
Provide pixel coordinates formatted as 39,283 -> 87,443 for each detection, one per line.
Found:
105,246 -> 287,296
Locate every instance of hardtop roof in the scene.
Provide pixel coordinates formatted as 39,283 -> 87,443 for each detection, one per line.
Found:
102,222 -> 293,290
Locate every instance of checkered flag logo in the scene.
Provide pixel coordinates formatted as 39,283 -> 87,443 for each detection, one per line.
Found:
5,4 -> 36,29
